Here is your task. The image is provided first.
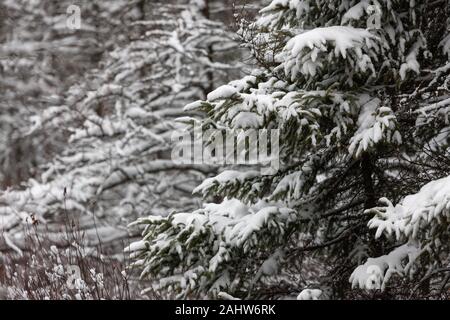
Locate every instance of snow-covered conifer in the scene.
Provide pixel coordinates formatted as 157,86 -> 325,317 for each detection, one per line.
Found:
0,0 -> 133,187
0,0 -> 241,252
129,0 -> 449,299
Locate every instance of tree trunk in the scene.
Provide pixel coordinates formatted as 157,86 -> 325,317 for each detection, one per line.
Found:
361,153 -> 376,210
201,0 -> 215,98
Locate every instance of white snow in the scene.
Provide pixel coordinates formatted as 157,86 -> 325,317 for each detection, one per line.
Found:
193,170 -> 259,196
368,175 -> 450,240
207,85 -> 238,101
286,27 -> 374,59
350,244 -> 419,290
297,288 -> 322,300
348,95 -> 401,158
341,1 -> 371,24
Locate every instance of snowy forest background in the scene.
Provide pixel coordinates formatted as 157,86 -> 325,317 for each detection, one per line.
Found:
0,0 -> 449,300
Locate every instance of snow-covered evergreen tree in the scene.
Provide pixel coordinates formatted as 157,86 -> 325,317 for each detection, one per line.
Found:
128,0 -> 449,299
0,0 -> 241,251
351,1 -> 450,298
